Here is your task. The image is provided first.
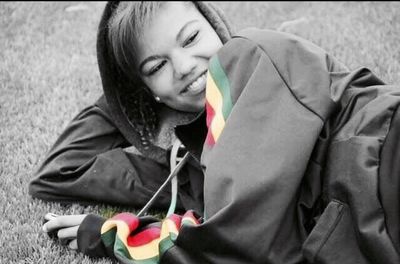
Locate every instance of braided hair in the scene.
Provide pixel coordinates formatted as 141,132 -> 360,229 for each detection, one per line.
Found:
118,84 -> 159,149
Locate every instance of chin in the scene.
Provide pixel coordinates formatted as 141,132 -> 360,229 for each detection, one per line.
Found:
184,106 -> 204,113
171,96 -> 206,113
192,98 -> 206,112
181,102 -> 205,113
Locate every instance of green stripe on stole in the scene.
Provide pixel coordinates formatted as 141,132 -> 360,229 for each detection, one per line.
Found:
209,56 -> 233,121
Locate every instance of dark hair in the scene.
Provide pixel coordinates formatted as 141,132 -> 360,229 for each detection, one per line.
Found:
107,2 -> 165,148
108,2 -> 164,79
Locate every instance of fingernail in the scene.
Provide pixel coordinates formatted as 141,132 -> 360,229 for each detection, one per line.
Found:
45,213 -> 58,220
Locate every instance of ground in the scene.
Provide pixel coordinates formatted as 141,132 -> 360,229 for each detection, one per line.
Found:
1,2 -> 399,263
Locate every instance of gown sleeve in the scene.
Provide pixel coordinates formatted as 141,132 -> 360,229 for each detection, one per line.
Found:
29,95 -> 173,208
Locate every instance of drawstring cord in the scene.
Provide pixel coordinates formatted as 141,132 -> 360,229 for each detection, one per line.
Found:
137,139 -> 189,217
166,139 -> 183,216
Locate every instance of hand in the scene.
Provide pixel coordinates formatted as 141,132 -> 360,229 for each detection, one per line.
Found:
42,213 -> 87,250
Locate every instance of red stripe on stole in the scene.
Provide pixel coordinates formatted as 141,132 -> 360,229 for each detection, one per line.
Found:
127,227 -> 161,247
182,210 -> 200,225
127,214 -> 183,247
111,213 -> 139,231
168,214 -> 182,227
205,100 -> 216,146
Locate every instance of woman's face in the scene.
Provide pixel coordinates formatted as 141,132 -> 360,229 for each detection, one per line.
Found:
136,2 -> 223,112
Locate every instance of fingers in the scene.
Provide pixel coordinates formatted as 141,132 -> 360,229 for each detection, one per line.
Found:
57,225 -> 79,240
43,214 -> 87,233
44,213 -> 59,221
58,226 -> 79,249
42,214 -> 86,251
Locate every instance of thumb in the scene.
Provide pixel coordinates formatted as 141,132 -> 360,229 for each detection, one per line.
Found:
68,239 -> 78,250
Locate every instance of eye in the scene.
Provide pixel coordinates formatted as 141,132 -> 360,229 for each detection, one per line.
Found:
183,31 -> 199,47
148,61 -> 166,76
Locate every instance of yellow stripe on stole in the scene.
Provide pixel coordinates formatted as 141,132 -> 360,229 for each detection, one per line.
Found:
182,216 -> 198,226
101,219 -> 130,239
206,72 -> 226,142
160,218 -> 179,240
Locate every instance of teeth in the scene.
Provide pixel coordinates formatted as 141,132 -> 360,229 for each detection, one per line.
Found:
187,73 -> 206,92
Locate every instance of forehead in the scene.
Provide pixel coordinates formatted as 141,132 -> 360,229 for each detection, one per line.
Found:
136,2 -> 203,57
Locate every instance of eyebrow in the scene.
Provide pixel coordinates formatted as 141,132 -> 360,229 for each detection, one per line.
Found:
139,19 -> 199,73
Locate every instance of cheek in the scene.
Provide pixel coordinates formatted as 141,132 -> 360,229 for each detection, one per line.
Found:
143,71 -> 175,97
205,31 -> 223,56
142,79 -> 163,97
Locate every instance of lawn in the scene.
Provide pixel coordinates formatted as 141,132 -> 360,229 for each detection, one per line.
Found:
1,1 -> 399,263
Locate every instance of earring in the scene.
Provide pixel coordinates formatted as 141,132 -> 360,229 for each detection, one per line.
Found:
154,96 -> 161,102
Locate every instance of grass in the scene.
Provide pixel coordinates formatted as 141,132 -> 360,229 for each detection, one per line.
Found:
1,1 -> 399,263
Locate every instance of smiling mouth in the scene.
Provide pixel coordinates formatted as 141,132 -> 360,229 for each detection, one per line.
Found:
181,71 -> 208,96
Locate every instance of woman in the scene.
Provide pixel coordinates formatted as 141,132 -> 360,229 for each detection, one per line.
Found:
33,0 -> 232,255
38,1 -> 400,264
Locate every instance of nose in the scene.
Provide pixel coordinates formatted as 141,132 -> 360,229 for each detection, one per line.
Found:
172,50 -> 196,80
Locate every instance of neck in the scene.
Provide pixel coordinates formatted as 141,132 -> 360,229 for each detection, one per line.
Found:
153,105 -> 197,149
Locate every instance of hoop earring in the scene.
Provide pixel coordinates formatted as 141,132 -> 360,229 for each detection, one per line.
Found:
154,96 -> 161,102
